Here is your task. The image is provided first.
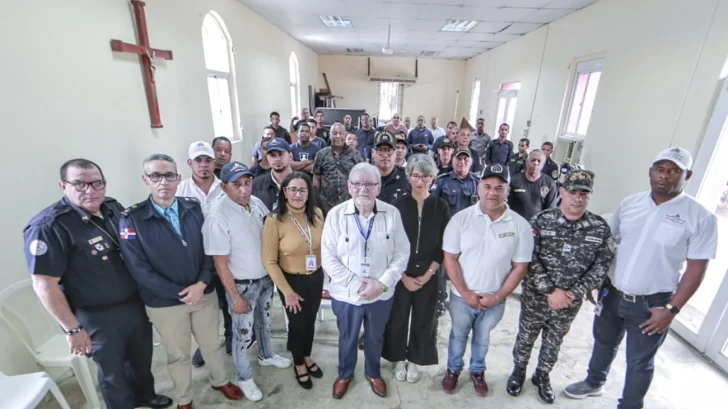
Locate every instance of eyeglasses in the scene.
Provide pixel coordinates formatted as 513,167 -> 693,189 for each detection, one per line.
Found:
375,148 -> 394,156
146,173 -> 178,182
64,180 -> 106,192
349,181 -> 379,190
409,174 -> 433,182
285,187 -> 308,196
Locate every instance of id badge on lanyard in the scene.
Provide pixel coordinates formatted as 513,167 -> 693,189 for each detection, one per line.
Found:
354,214 -> 376,277
290,215 -> 317,272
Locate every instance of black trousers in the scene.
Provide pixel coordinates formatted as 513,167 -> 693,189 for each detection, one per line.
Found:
277,269 -> 324,366
213,274 -> 232,340
382,275 -> 439,365
75,300 -> 156,409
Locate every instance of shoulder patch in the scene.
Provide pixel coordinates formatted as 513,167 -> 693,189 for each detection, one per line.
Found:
121,202 -> 144,216
607,237 -> 616,254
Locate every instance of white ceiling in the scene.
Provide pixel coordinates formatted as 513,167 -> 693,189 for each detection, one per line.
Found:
237,0 -> 599,59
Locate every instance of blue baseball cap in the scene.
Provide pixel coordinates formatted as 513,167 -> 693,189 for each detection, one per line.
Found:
266,138 -> 290,154
220,161 -> 253,183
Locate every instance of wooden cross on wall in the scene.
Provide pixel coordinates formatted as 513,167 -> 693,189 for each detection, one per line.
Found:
110,0 -> 173,128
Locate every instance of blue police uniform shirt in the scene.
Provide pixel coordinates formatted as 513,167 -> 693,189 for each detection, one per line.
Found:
23,197 -> 139,309
431,171 -> 480,215
291,141 -> 322,162
119,196 -> 214,308
152,199 -> 181,237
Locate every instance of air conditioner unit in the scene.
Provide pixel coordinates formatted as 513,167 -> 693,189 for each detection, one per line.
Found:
368,76 -> 417,84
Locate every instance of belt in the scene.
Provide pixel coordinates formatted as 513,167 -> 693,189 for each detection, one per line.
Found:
605,281 -> 672,303
234,277 -> 266,285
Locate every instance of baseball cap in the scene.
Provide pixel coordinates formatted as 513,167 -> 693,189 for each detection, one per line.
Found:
374,131 -> 396,148
653,147 -> 693,170
395,134 -> 408,145
438,138 -> 454,149
454,146 -> 472,157
220,161 -> 253,183
562,169 -> 595,192
188,141 -> 215,160
265,138 -> 291,154
481,163 -> 510,184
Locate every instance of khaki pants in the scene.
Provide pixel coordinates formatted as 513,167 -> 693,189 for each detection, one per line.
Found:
146,291 -> 228,405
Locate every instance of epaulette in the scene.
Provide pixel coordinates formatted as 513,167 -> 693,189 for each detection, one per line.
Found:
27,199 -> 72,227
121,201 -> 145,216
182,196 -> 200,203
437,172 -> 451,179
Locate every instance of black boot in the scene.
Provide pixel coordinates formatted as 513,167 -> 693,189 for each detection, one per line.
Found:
531,370 -> 555,404
506,366 -> 527,397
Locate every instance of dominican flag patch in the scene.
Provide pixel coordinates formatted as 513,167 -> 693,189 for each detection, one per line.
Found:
120,228 -> 137,240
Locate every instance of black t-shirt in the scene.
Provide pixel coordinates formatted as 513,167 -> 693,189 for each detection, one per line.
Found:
379,167 -> 411,204
542,158 -> 560,180
508,173 -> 559,221
315,127 -> 330,146
273,126 -> 291,143
214,167 -> 222,179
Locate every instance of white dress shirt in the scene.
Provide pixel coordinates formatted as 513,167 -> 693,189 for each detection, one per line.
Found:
321,199 -> 410,305
443,203 -> 534,297
176,176 -> 224,216
430,127 -> 446,140
202,195 -> 270,280
609,191 -> 718,295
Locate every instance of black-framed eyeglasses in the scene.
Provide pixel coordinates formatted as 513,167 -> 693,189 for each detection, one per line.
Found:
285,187 -> 309,196
145,173 -> 179,182
375,148 -> 394,156
409,174 -> 433,182
64,180 -> 106,192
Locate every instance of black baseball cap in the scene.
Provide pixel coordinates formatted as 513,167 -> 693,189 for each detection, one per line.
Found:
374,131 -> 396,148
481,163 -> 510,184
454,146 -> 472,157
438,138 -> 454,149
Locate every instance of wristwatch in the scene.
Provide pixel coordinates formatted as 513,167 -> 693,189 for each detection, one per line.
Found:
64,326 -> 84,336
379,281 -> 388,293
665,303 -> 681,315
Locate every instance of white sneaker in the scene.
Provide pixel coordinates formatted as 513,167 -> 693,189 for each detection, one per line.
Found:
239,378 -> 263,401
258,354 -> 292,369
406,363 -> 420,383
394,361 -> 407,382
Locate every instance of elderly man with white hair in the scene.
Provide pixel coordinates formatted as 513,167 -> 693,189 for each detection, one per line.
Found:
322,162 -> 410,400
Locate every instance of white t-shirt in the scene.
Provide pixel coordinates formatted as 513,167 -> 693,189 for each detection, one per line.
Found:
443,203 -> 534,297
176,177 -> 224,216
202,195 -> 270,280
609,191 -> 718,295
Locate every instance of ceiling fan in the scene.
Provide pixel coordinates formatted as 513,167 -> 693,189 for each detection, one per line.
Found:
381,25 -> 394,55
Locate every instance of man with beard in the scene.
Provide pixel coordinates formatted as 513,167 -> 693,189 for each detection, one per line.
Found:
290,123 -> 321,176
508,169 -> 613,404
313,122 -> 364,213
212,137 -> 232,179
508,138 -> 530,176
436,138 -> 455,176
507,150 -> 558,221
564,147 -> 718,409
252,138 -> 292,211
177,141 -> 224,215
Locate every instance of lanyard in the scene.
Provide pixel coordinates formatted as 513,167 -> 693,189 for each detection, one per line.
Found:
290,214 -> 313,254
353,214 -> 376,259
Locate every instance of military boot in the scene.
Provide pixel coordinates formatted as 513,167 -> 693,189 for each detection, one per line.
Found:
531,369 -> 555,404
506,366 -> 527,396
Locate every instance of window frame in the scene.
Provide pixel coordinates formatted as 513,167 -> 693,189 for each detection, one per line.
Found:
494,82 -> 520,137
289,52 -> 301,120
201,11 -> 242,141
377,81 -> 404,122
469,77 -> 481,126
561,58 -> 604,141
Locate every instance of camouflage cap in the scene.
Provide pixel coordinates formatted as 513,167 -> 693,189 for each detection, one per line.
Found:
562,169 -> 595,192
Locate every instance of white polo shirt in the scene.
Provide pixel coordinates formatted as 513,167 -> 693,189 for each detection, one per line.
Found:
202,195 -> 270,280
609,191 -> 718,295
176,176 -> 224,216
443,203 -> 534,297
321,199 -> 410,305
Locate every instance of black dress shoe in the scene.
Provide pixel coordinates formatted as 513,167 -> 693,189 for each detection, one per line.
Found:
506,367 -> 526,397
134,394 -> 173,409
191,349 -> 205,367
294,366 -> 313,390
307,363 -> 324,378
531,370 -> 555,404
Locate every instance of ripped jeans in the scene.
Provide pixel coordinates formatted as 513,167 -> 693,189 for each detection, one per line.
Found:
225,275 -> 275,381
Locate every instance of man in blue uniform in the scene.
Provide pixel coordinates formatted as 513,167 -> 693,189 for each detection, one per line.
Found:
119,154 -> 243,409
432,146 -> 480,216
24,159 -> 171,409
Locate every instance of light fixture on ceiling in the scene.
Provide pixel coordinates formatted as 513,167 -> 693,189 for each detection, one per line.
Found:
382,25 -> 394,55
319,15 -> 352,28
441,20 -> 478,32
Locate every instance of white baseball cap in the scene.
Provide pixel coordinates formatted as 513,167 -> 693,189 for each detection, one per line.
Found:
653,147 -> 693,170
188,141 -> 215,160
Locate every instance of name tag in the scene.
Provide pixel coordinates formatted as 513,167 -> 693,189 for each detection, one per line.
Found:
88,236 -> 103,245
541,230 -> 556,236
498,232 -> 516,238
585,236 -> 603,244
513,189 -> 526,193
305,255 -> 317,272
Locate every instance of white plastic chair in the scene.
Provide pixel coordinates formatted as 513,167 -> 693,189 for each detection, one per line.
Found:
0,370 -> 71,409
0,280 -> 101,409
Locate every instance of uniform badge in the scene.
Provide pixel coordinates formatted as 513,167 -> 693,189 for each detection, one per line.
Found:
607,237 -> 616,254
551,169 -> 559,179
540,186 -> 549,198
29,239 -> 48,256
95,243 -> 105,251
120,228 -> 137,240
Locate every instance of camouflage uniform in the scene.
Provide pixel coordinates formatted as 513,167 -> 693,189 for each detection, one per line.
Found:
513,170 -> 615,374
313,145 -> 364,212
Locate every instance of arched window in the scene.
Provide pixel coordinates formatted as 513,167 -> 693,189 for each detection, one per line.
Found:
289,52 -> 301,119
202,12 -> 241,140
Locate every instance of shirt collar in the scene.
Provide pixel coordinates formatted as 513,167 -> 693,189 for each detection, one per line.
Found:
151,197 -> 178,217
63,196 -> 113,223
555,208 -> 590,229
474,202 -> 512,222
647,191 -> 686,208
344,199 -> 381,216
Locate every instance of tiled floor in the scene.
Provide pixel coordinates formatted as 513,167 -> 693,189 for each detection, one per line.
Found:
39,293 -> 727,409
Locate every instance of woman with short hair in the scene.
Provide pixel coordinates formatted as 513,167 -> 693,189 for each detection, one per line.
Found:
383,154 -> 451,383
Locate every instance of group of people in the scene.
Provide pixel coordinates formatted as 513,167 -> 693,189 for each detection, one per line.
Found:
24,104 -> 718,409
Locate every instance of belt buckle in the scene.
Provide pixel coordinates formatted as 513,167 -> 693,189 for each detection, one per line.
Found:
622,293 -> 638,303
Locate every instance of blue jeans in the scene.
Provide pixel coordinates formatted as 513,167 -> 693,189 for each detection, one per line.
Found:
332,297 -> 395,379
225,276 -> 275,381
585,286 -> 671,409
447,292 -> 506,373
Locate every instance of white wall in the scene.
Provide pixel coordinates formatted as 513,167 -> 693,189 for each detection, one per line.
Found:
460,0 -> 728,215
0,0 -> 317,374
318,55 -> 466,124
